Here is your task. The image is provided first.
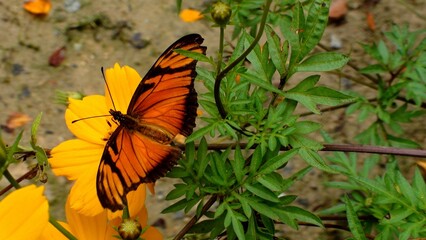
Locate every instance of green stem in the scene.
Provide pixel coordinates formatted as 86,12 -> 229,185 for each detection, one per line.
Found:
4,170 -> 21,189
49,217 -> 77,240
214,0 -> 272,119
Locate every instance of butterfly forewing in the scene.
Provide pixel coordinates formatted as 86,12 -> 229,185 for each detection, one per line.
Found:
97,34 -> 206,211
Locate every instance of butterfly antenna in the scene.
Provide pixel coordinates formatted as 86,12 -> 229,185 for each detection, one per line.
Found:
72,114 -> 111,124
101,67 -> 117,111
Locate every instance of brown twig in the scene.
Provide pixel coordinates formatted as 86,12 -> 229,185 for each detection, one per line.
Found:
0,166 -> 38,197
173,195 -> 218,240
177,143 -> 426,159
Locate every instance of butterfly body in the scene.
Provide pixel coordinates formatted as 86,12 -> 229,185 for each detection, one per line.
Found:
97,34 -> 206,211
110,109 -> 174,144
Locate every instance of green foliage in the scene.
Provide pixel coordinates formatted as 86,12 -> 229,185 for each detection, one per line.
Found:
346,25 -> 426,146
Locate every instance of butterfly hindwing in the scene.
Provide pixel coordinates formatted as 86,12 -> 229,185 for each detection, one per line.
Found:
97,34 -> 206,211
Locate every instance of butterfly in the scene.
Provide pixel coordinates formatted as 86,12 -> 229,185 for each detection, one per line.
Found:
97,34 -> 206,211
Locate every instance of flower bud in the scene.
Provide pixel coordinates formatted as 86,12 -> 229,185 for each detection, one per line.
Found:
211,1 -> 232,27
118,218 -> 142,240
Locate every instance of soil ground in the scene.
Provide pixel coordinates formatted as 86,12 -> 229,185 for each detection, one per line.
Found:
0,0 -> 425,239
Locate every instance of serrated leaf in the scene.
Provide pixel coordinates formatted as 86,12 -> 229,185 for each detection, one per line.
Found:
166,183 -> 188,200
245,197 -> 279,220
232,144 -> 245,183
395,171 -> 416,206
344,195 -> 368,240
296,52 -> 349,72
31,113 -> 43,147
249,146 -> 263,174
300,0 -> 330,57
282,206 -> 323,227
240,72 -> 284,95
245,183 -> 279,203
258,172 -> 284,192
258,148 -> 297,175
299,148 -> 337,173
162,198 -> 189,213
197,137 -> 209,178
174,49 -> 210,63
412,168 -> 426,207
265,25 -> 287,75
187,123 -> 217,142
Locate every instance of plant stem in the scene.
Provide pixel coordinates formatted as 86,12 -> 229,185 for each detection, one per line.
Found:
214,0 -> 272,119
176,143 -> 426,158
0,166 -> 38,196
173,195 -> 218,240
4,169 -> 21,189
49,217 -> 77,240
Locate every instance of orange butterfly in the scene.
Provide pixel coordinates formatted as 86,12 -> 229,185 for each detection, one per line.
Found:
97,34 -> 206,211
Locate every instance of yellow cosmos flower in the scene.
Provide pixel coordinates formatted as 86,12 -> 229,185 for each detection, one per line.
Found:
49,63 -> 147,219
179,9 -> 203,22
40,194 -> 162,240
0,185 -> 49,239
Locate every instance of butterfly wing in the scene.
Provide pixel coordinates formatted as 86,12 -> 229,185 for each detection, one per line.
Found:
128,34 -> 206,137
97,126 -> 180,211
97,34 -> 206,211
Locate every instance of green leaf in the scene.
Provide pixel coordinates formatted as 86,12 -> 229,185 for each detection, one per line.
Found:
296,52 -> 349,72
231,215 -> 245,240
187,123 -> 217,142
258,148 -> 297,175
265,25 -> 287,75
282,206 -> 323,227
344,195 -> 368,240
245,183 -> 279,203
231,144 -> 245,183
174,49 -> 210,63
31,113 -> 43,147
166,184 -> 188,200
249,146 -> 264,174
162,198 -> 189,213
245,197 -> 279,220
300,0 -> 330,57
197,137 -> 209,179
299,148 -> 337,173
258,172 -> 284,192
412,168 -> 426,207
240,72 -> 284,95
359,64 -> 387,74
395,171 -> 416,206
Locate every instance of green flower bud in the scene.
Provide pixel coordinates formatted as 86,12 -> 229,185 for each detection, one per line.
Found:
211,1 -> 232,27
118,218 -> 142,240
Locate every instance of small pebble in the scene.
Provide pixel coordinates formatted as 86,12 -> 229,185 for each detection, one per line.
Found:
64,0 -> 81,13
11,64 -> 24,76
330,34 -> 343,49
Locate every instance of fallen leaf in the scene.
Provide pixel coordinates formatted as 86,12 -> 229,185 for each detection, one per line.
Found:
23,0 -> 51,15
329,0 -> 348,21
179,9 -> 203,22
2,113 -> 32,133
366,11 -> 376,31
49,47 -> 66,67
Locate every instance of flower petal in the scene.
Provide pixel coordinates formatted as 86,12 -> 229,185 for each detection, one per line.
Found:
68,163 -> 104,216
104,63 -> 141,112
49,139 -> 102,180
39,222 -> 70,240
66,95 -> 113,145
0,185 -> 49,239
65,194 -> 115,239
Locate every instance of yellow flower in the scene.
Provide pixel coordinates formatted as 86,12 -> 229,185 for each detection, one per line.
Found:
49,63 -> 147,219
179,9 -> 203,22
0,185 -> 49,239
40,194 -> 162,240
